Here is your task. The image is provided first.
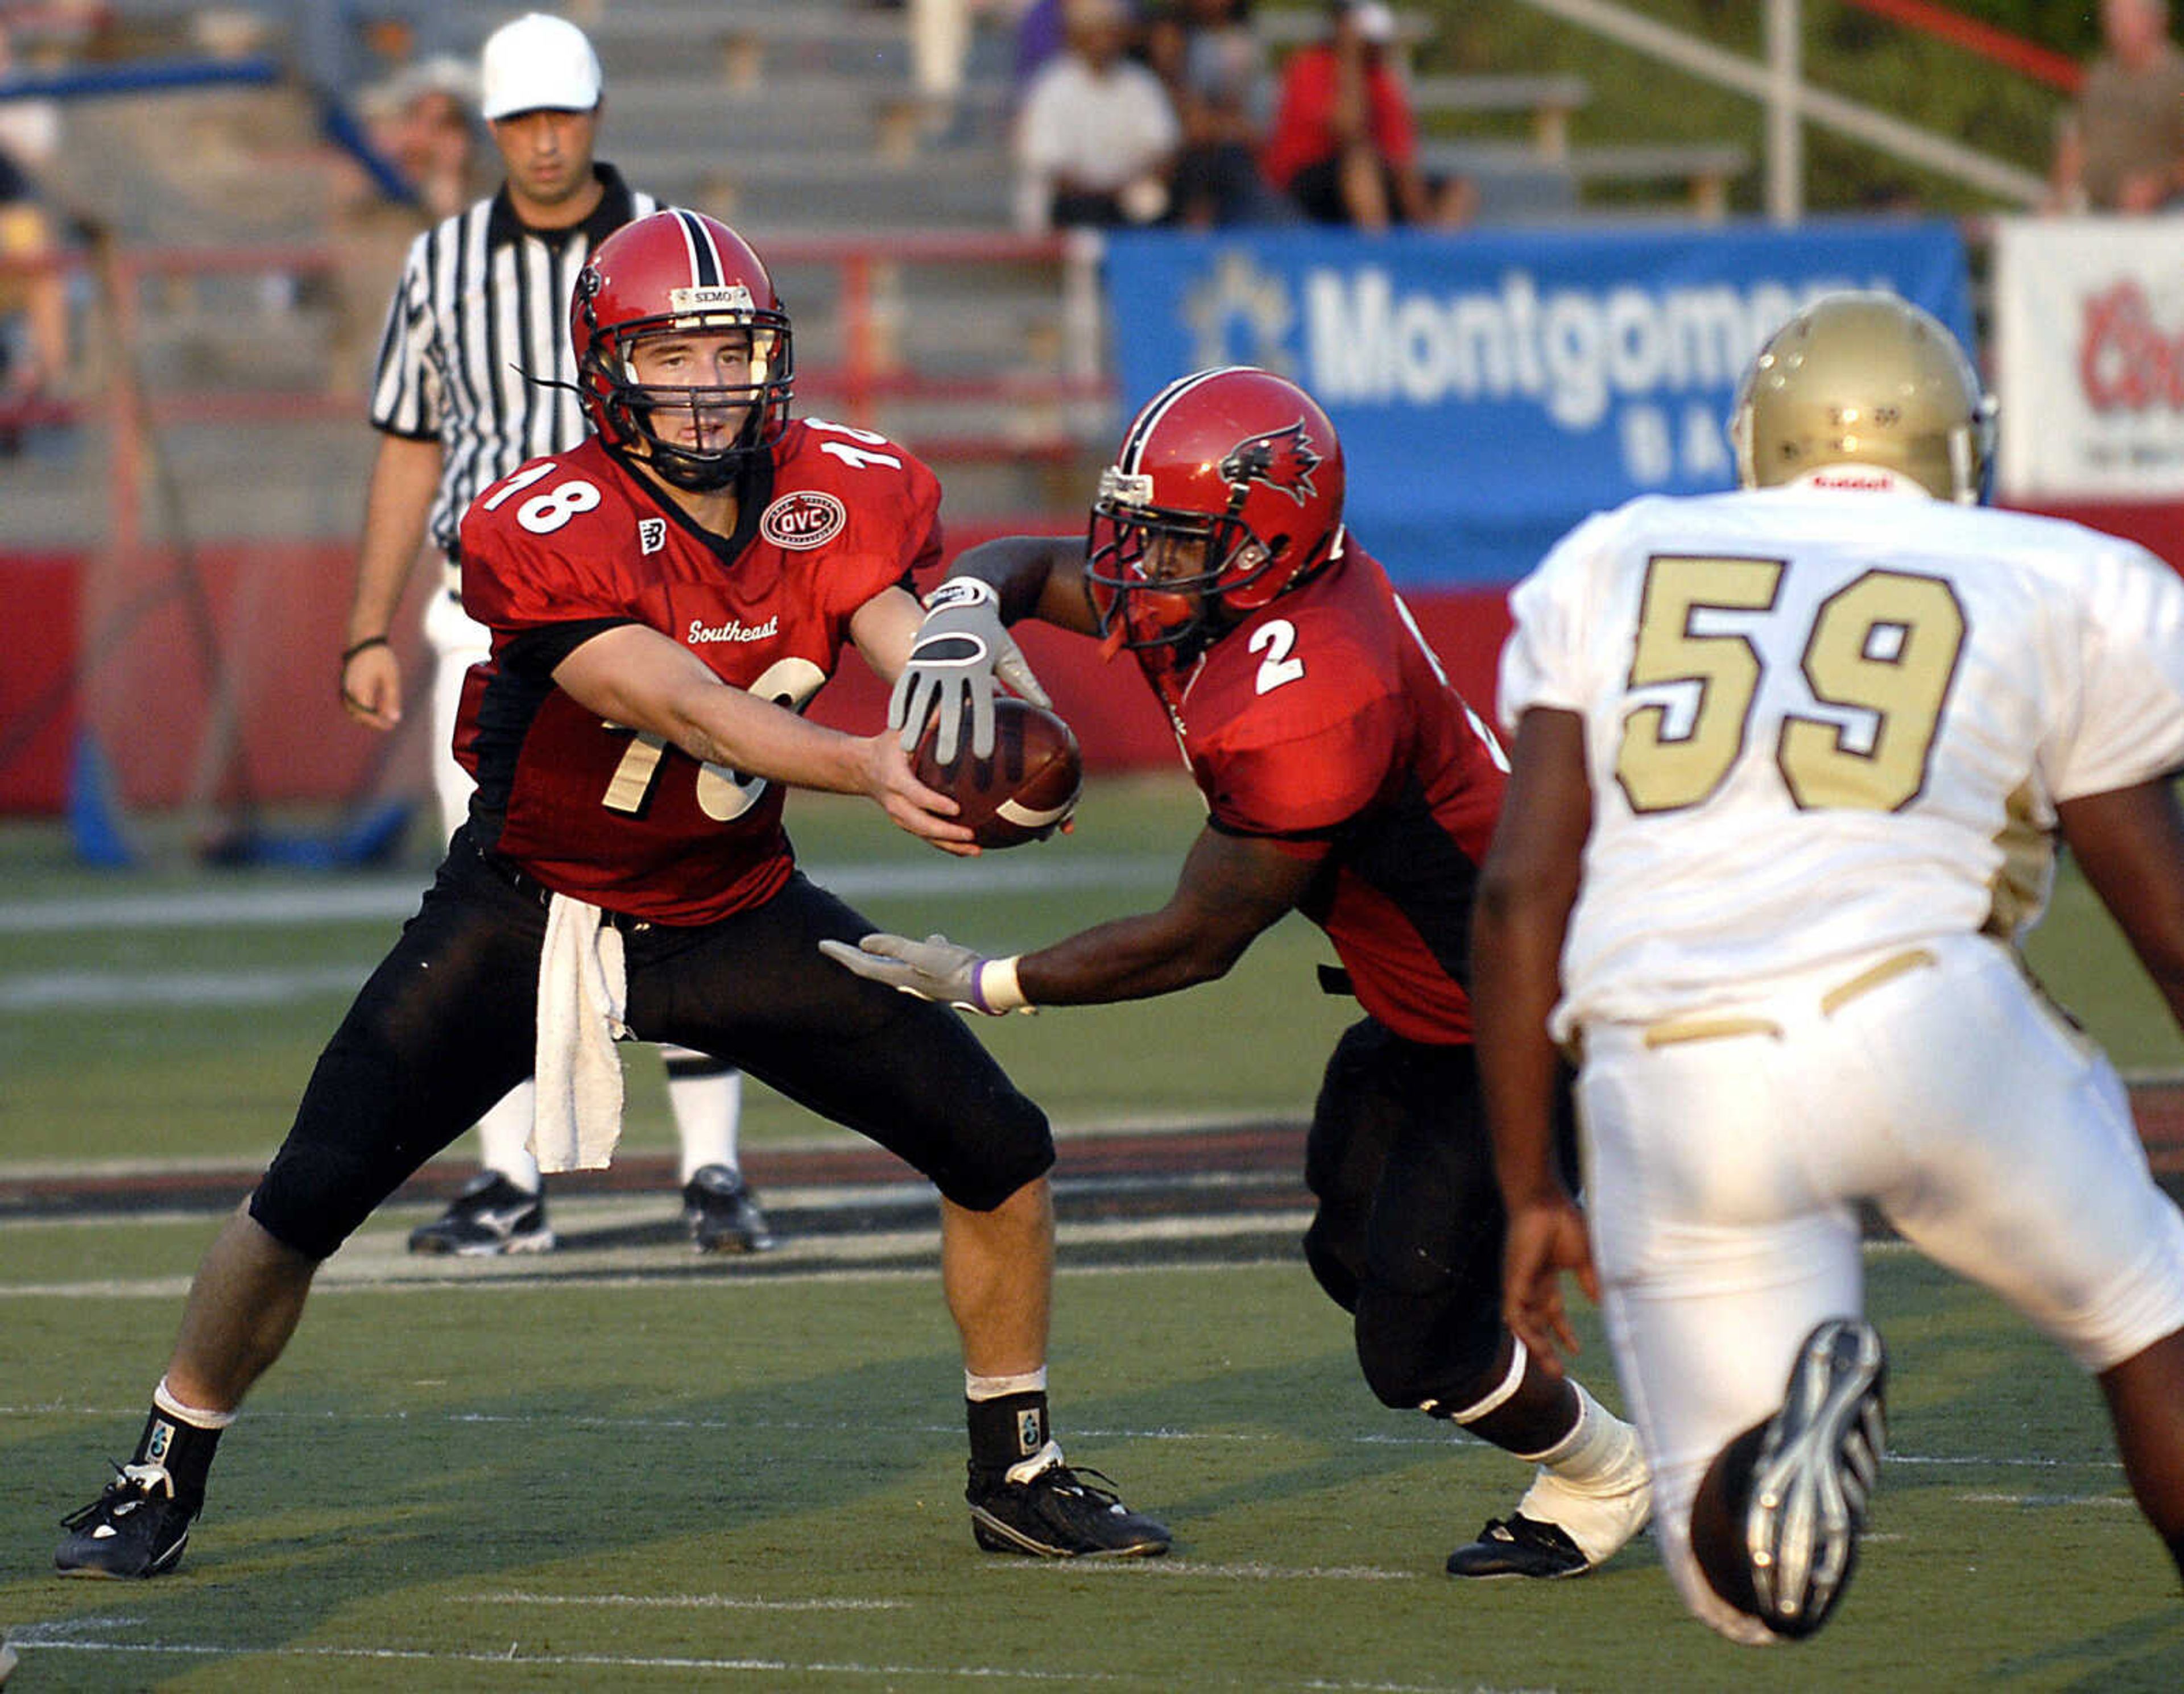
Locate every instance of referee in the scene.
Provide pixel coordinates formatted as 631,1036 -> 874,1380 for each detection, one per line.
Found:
336,13 -> 774,1260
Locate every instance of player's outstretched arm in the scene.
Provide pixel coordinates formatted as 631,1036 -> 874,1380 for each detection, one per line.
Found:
823,825 -> 1313,1010
553,622 -> 975,851
1472,706 -> 1599,1367
887,537 -> 1095,762
2058,777 -> 2184,1032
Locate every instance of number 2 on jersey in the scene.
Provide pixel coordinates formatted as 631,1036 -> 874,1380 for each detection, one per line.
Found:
1614,554 -> 1964,815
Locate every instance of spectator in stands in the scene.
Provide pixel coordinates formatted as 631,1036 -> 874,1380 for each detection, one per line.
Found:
2047,0 -> 2184,214
381,56 -> 486,221
0,15 -> 61,179
1262,0 -> 1472,232
0,142 -> 67,438
0,20 -> 70,444
1014,0 -> 1179,231
1147,0 -> 1290,226
906,0 -> 1006,136
326,57 -> 485,396
1012,0 -> 1070,97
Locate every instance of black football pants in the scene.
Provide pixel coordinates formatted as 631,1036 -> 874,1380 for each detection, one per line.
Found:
250,829 -> 1054,1259
1302,1017 -> 1581,1412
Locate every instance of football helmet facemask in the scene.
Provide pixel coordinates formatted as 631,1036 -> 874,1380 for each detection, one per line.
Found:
572,208 -> 793,492
1087,366 -> 1347,664
1731,290 -> 1992,504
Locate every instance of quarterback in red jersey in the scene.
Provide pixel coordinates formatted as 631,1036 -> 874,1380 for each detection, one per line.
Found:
829,366 -> 1652,1579
53,211 -> 1168,1583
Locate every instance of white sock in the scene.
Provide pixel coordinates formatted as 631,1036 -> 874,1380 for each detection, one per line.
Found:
1517,1381 -> 1637,1485
154,1376 -> 237,1431
474,1080 -> 541,1192
664,1049 -> 742,1181
965,1366 -> 1048,1401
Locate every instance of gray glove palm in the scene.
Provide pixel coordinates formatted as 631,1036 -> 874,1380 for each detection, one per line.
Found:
819,931 -> 1027,1014
890,577 -> 1050,763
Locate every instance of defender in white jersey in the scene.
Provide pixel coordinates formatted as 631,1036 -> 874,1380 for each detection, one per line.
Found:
1475,291 -> 2184,1645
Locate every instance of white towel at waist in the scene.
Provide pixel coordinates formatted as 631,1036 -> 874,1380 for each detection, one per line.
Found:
531,890 -> 630,1174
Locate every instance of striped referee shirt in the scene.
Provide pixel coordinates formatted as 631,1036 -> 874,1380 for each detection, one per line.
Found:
367,163 -> 661,560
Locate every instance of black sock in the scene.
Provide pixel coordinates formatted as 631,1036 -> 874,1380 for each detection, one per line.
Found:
967,1391 -> 1050,1481
133,1402 -> 223,1513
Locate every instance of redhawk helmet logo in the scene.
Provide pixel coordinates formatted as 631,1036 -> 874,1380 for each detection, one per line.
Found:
1219,422 -> 1321,506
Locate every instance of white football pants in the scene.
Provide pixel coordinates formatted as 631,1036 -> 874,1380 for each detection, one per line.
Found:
1574,931 -> 2184,1644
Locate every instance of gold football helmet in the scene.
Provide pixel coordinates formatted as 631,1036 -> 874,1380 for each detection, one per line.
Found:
1731,291 -> 1992,503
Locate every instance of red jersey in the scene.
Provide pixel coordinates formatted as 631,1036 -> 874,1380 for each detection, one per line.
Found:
1260,45 -> 1419,190
455,420 -> 941,923
1144,539 -> 1506,1044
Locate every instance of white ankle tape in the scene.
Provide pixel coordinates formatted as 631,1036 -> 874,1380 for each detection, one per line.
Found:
965,1367 -> 1048,1401
154,1376 -> 237,1431
1447,1337 -> 1529,1426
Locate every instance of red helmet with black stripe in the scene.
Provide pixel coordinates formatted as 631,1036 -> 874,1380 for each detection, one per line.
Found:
1086,367 -> 1346,662
571,208 -> 794,491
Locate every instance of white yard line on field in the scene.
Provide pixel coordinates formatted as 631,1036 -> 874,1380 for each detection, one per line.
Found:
0,855 -> 1176,934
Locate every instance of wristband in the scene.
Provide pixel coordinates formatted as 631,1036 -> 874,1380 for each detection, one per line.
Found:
341,635 -> 391,665
923,577 -> 999,612
973,955 -> 1032,1014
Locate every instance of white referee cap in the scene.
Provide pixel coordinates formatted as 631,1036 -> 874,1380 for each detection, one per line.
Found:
479,13 -> 602,121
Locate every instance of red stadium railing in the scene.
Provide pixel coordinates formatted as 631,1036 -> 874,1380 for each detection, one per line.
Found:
1838,0 -> 2084,92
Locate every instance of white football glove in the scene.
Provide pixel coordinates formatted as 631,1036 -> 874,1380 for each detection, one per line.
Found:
818,932 -> 1032,1014
890,577 -> 1051,764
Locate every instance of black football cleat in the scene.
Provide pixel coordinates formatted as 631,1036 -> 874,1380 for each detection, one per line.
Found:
681,1165 -> 778,1254
1445,1513 -> 1591,1579
1745,1317 -> 1888,1639
967,1459 -> 1170,1558
56,1463 -> 197,1579
407,1171 -> 553,1256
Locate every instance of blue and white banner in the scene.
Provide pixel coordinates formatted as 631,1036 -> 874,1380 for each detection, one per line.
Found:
1102,221 -> 1974,587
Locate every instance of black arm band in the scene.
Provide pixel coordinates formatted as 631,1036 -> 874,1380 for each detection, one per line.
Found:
340,635 -> 391,665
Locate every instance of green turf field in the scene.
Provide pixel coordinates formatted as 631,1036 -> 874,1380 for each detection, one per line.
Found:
5,774 -> 2183,1688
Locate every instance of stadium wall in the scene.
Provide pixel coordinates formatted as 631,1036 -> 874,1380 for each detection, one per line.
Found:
6,499 -> 2182,815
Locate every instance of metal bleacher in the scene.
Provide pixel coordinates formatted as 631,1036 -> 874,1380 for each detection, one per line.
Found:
0,0 -> 1761,553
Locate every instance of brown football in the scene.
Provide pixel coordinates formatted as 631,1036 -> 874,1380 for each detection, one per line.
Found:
913,697 -> 1083,848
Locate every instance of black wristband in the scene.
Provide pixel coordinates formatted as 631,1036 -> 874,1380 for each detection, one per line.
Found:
340,635 -> 390,665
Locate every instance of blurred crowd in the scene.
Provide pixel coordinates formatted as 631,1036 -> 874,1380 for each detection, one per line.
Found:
1005,0 -> 1473,235
2044,0 -> 2184,214
0,0 -> 2178,442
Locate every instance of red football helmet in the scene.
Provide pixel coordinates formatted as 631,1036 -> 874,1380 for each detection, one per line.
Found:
571,208 -> 793,491
1086,366 -> 1346,661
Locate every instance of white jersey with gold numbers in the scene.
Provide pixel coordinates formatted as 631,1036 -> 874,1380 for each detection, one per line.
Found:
1500,484 -> 2184,1036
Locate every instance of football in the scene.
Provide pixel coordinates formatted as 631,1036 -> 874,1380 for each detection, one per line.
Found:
912,697 -> 1083,848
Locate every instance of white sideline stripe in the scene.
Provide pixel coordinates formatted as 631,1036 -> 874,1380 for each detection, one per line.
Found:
0,1112 -> 1294,1182
468,1590 -> 904,1611
0,855 -> 1175,935
0,1389 -> 2129,1476
0,856 -> 1179,1010
0,1211 -> 1315,1300
0,1640 -> 1525,1693
1,1635 -> 1527,1692
984,1560 -> 1415,1581
0,964 -> 367,1010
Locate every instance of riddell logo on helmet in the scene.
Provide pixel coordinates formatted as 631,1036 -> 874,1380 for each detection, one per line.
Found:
760,491 -> 847,550
1220,422 -> 1321,504
1806,468 -> 1902,492
669,284 -> 755,321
